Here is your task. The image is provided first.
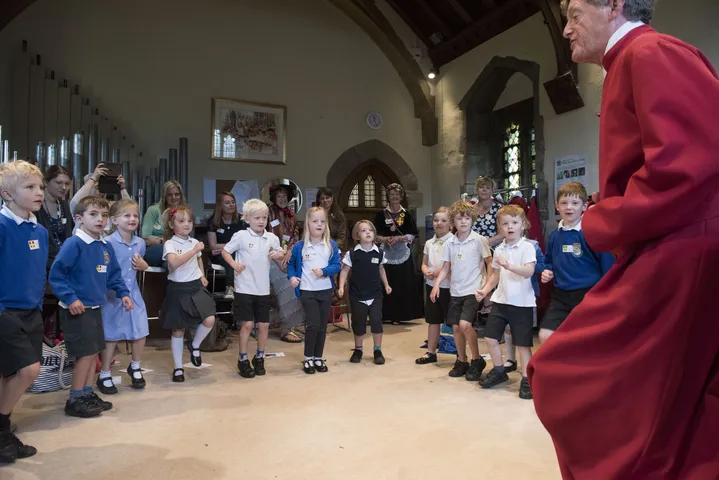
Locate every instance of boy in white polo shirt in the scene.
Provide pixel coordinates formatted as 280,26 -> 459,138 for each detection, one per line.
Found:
476,205 -> 537,399
222,199 -> 284,378
431,200 -> 492,381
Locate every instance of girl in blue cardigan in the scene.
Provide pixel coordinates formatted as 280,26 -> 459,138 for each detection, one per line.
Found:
288,207 -> 342,374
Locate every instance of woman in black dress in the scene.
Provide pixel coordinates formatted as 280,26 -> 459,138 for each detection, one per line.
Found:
374,183 -> 424,323
36,166 -> 74,268
207,191 -> 248,299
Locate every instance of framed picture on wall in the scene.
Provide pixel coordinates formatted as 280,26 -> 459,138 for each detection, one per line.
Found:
211,98 -> 287,164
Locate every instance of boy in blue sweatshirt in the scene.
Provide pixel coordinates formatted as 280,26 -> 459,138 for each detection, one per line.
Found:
49,196 -> 133,418
0,161 -> 47,464
540,182 -> 614,343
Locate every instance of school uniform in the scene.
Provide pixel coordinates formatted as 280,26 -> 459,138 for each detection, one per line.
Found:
485,237 -> 537,347
542,220 -> 614,331
442,231 -> 491,325
342,244 -> 386,336
0,207 -> 48,377
49,229 -> 130,358
288,240 -> 342,358
423,232 -> 453,325
102,231 -> 149,340
161,235 -> 215,330
223,228 -> 282,324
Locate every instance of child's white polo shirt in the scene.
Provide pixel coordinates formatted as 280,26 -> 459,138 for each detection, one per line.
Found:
424,232 -> 453,288
300,241 -> 333,292
224,228 -> 282,296
491,237 -> 537,307
442,231 -> 491,297
163,235 -> 203,283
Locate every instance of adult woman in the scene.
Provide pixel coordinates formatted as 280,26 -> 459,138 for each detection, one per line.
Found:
374,183 -> 424,322
207,191 -> 248,299
36,166 -> 74,267
142,180 -> 186,266
316,187 -> 347,251
266,183 -> 303,343
471,176 -> 503,247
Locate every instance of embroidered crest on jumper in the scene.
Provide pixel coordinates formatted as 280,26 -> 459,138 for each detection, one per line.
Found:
572,242 -> 582,257
104,251 -> 110,265
28,240 -> 39,250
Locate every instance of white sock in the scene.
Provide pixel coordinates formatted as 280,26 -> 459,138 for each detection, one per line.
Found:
304,356 -> 313,363
171,336 -> 184,369
314,358 -> 323,366
99,370 -> 111,379
130,360 -> 142,378
192,324 -> 213,353
131,360 -> 141,371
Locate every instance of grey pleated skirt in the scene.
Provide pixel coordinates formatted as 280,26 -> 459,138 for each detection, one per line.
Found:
162,279 -> 216,330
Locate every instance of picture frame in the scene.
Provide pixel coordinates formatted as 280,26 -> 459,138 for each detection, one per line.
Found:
211,98 -> 287,164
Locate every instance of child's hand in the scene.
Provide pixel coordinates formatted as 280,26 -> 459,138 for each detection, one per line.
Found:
337,287 -> 344,298
475,290 -> 486,302
211,247 -> 223,256
496,257 -> 509,269
131,253 -> 149,271
195,242 -> 205,252
429,286 -> 440,303
121,296 -> 134,312
425,269 -> 435,280
541,269 -> 554,283
200,276 -> 208,288
233,263 -> 246,274
68,300 -> 85,315
268,250 -> 284,261
312,268 -> 324,278
385,285 -> 392,295
281,251 -> 292,269
290,277 -> 301,288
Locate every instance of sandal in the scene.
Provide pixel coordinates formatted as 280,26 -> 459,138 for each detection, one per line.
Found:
280,329 -> 303,343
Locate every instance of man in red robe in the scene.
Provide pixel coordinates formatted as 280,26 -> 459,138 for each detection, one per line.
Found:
528,0 -> 719,478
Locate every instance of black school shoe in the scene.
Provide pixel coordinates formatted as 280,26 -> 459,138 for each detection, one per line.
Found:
519,377 -> 533,400
238,359 -> 255,378
127,365 -> 146,389
465,358 -> 487,381
88,392 -> 113,411
504,359 -> 518,373
479,367 -> 510,389
303,360 -> 316,375
448,360 -> 469,377
415,352 -> 438,365
64,396 -> 103,418
96,375 -> 118,395
373,350 -> 385,365
0,430 -> 37,464
314,359 -> 329,373
187,341 -> 202,367
349,349 -> 363,363
252,356 -> 266,376
172,368 -> 185,383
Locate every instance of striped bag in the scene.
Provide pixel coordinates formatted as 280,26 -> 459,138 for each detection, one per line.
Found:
27,341 -> 74,393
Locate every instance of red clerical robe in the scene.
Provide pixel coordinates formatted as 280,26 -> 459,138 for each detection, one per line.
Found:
528,25 -> 719,479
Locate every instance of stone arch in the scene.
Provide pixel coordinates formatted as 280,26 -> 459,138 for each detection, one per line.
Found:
326,139 -> 422,208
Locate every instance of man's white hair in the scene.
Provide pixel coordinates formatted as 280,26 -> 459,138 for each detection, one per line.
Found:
560,0 -> 656,23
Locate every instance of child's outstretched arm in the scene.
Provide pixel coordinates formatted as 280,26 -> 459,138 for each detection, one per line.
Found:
166,241 -> 204,272
477,269 -> 499,300
430,261 -> 450,302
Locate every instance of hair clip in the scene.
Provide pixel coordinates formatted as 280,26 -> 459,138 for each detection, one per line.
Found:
170,208 -> 178,217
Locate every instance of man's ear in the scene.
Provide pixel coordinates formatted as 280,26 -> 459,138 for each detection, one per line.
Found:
609,0 -> 626,20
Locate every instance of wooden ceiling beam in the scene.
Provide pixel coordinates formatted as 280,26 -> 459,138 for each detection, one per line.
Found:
445,0 -> 473,25
417,0 -> 452,38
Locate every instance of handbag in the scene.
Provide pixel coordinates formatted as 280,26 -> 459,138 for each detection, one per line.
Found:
28,341 -> 74,393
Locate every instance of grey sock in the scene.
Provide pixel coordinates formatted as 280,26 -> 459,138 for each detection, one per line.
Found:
69,389 -> 84,402
495,365 -> 505,374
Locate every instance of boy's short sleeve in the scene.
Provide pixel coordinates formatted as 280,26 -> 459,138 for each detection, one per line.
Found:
521,242 -> 537,265
268,233 -> 283,252
478,236 -> 491,259
342,250 -> 352,267
162,239 -> 177,260
223,231 -> 243,254
491,245 -> 501,269
442,242 -> 452,263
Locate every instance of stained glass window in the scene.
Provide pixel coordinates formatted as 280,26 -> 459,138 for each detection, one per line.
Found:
364,175 -> 376,208
503,123 -> 521,193
348,184 -> 359,208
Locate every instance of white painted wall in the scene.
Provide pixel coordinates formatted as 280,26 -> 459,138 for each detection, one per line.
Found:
0,0 -> 432,220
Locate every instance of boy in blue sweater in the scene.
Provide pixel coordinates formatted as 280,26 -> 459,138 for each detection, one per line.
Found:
540,182 -> 614,343
0,161 -> 47,464
49,196 -> 133,418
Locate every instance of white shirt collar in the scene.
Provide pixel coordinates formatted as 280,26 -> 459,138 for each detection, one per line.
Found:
558,219 -> 582,231
451,230 -> 478,244
76,228 -> 106,244
385,205 -> 406,213
1,206 -> 37,225
434,232 -> 453,243
605,21 -> 645,55
171,235 -> 194,244
110,229 -> 139,246
353,243 -> 380,253
501,236 -> 526,249
247,228 -> 269,239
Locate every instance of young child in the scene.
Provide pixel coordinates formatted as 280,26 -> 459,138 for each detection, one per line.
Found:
96,200 -> 150,394
0,161 -> 47,463
431,200 -> 492,381
476,205 -> 536,399
222,199 -> 285,378
416,207 -> 453,365
49,196 -> 134,417
540,182 -> 614,343
338,220 -> 392,365
288,207 -> 342,374
161,205 -> 216,383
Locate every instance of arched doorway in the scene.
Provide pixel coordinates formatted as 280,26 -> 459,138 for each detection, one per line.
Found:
338,159 -> 400,235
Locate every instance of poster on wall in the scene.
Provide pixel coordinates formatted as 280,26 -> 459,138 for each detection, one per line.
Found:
554,155 -> 587,205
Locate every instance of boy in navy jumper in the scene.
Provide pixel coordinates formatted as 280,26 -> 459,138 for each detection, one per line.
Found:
540,182 -> 614,343
49,196 -> 133,418
0,161 -> 47,464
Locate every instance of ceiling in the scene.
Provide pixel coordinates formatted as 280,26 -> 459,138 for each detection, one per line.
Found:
385,0 -> 541,68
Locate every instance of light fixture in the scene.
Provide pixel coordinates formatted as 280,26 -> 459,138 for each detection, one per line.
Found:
428,69 -> 436,79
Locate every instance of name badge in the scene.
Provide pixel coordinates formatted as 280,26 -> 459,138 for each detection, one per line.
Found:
61,218 -> 67,225
283,235 -> 291,242
96,265 -> 107,273
218,228 -> 225,234
371,257 -> 379,264
270,219 -> 280,228
385,218 -> 393,225
28,240 -> 39,250
154,223 -> 161,230
562,245 -> 574,253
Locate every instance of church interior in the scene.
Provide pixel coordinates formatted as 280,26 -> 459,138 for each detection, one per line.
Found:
0,0 -> 717,478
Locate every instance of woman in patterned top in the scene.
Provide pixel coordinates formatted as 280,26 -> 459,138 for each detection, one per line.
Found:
471,176 -> 504,247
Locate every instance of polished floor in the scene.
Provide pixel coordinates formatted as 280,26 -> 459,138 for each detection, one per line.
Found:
3,320 -> 560,480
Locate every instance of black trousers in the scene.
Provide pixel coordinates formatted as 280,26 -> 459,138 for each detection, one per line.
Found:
300,289 -> 333,358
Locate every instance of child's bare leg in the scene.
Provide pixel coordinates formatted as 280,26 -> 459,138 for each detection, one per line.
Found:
0,364 -> 40,415
131,337 -> 146,363
539,328 -> 554,344
452,325 -> 467,362
460,320 -> 479,360
504,327 -> 517,366
101,342 -> 118,372
427,324 -> 440,354
485,337 -> 503,369
71,355 -> 94,391
239,322 -> 253,356
84,354 -> 99,388
518,346 -> 533,377
256,323 -> 269,352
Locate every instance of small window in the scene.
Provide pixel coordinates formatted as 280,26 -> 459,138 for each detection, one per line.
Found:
363,175 -> 376,208
348,184 -> 359,208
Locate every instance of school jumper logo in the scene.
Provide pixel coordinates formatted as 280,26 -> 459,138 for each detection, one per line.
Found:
457,253 -> 463,259
572,243 -> 582,258
28,240 -> 39,250
104,251 -> 110,265
249,243 -> 254,249
304,254 -> 310,260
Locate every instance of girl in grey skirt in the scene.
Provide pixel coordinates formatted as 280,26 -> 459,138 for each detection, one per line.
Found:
161,206 -> 216,383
